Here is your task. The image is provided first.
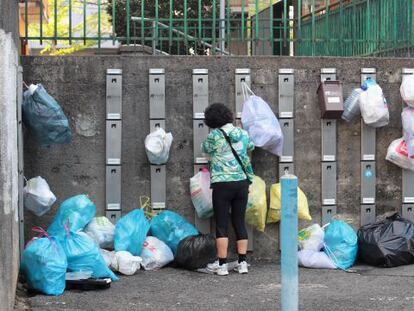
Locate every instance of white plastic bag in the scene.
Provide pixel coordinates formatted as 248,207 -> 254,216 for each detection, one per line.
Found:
23,176 -> 56,216
386,138 -> 414,171
298,224 -> 324,251
359,84 -> 389,127
141,236 -> 174,271
298,250 -> 336,269
402,107 -> 414,157
400,74 -> 414,107
85,217 -> 115,249
190,168 -> 213,219
110,251 -> 142,275
145,127 -> 173,165
241,84 -> 283,156
100,249 -> 115,267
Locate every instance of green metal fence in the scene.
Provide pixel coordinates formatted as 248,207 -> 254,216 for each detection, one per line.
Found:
20,0 -> 413,56
296,0 -> 413,56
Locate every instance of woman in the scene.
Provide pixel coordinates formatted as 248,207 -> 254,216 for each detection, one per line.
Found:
201,103 -> 254,276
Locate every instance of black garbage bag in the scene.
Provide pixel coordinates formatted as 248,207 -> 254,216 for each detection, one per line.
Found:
175,234 -> 216,270
357,214 -> 414,267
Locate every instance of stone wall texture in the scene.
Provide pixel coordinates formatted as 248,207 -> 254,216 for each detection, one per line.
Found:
21,55 -> 413,260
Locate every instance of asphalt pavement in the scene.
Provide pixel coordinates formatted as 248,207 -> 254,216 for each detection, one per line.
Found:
15,263 -> 414,311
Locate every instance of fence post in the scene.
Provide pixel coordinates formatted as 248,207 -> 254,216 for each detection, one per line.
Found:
219,0 -> 225,54
280,174 -> 298,311
152,20 -> 157,55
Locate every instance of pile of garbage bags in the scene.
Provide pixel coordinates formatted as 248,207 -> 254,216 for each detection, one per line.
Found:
21,194 -> 217,296
298,221 -> 358,270
358,213 -> 414,268
298,214 -> 414,270
189,171 -> 312,233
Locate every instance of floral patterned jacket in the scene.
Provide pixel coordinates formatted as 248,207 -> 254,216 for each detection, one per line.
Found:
201,123 -> 254,184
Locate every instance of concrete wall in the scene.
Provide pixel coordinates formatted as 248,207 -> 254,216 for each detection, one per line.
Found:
0,0 -> 19,46
0,0 -> 20,309
21,56 -> 411,260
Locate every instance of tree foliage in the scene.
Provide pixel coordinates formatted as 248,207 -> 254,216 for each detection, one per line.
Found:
107,0 -> 217,55
28,0 -> 112,55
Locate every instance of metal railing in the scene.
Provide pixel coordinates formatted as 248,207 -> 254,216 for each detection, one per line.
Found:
20,0 -> 414,56
130,17 -> 231,55
296,0 -> 413,56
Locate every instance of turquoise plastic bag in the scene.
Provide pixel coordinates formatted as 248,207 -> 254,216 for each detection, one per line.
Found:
22,84 -> 72,147
114,209 -> 150,256
61,230 -> 118,281
150,210 -> 198,255
48,195 -> 96,237
20,228 -> 67,295
324,220 -> 358,270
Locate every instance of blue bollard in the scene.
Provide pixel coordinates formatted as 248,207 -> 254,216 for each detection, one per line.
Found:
280,174 -> 298,311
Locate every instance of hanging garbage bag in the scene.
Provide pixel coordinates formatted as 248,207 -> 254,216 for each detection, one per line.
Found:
150,210 -> 199,254
110,251 -> 142,276
141,236 -> 174,271
85,216 -> 115,249
114,209 -> 150,256
190,168 -> 213,219
324,220 -> 358,270
61,230 -> 118,281
357,214 -> 414,267
267,183 -> 312,223
402,107 -> 414,157
386,138 -> 414,172
241,84 -> 283,156
359,81 -> 389,128
298,250 -> 336,269
245,175 -> 267,232
20,228 -> 67,295
298,224 -> 324,251
23,176 -> 56,217
48,194 -> 96,237
175,234 -> 216,270
22,84 -> 72,147
400,74 -> 414,107
145,127 -> 173,165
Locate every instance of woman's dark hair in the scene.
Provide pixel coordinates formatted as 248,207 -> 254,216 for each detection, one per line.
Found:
204,103 -> 233,128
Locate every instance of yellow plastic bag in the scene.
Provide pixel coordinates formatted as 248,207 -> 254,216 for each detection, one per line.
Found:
245,176 -> 267,232
267,183 -> 312,223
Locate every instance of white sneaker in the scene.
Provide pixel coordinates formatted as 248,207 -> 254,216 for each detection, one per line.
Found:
216,263 -> 229,276
207,260 -> 219,272
234,261 -> 248,274
207,260 -> 229,275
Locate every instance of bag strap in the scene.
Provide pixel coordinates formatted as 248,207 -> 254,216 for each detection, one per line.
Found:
219,129 -> 250,182
241,81 -> 255,100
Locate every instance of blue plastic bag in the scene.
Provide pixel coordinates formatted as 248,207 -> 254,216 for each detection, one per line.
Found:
324,220 -> 358,270
114,209 -> 150,256
21,229 -> 67,295
48,195 -> 96,237
22,84 -> 72,147
150,210 -> 198,255
61,230 -> 118,281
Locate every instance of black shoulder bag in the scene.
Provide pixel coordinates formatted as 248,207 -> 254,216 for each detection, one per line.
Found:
219,129 -> 252,184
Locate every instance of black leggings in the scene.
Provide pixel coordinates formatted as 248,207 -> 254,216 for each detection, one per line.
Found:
212,180 -> 249,240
